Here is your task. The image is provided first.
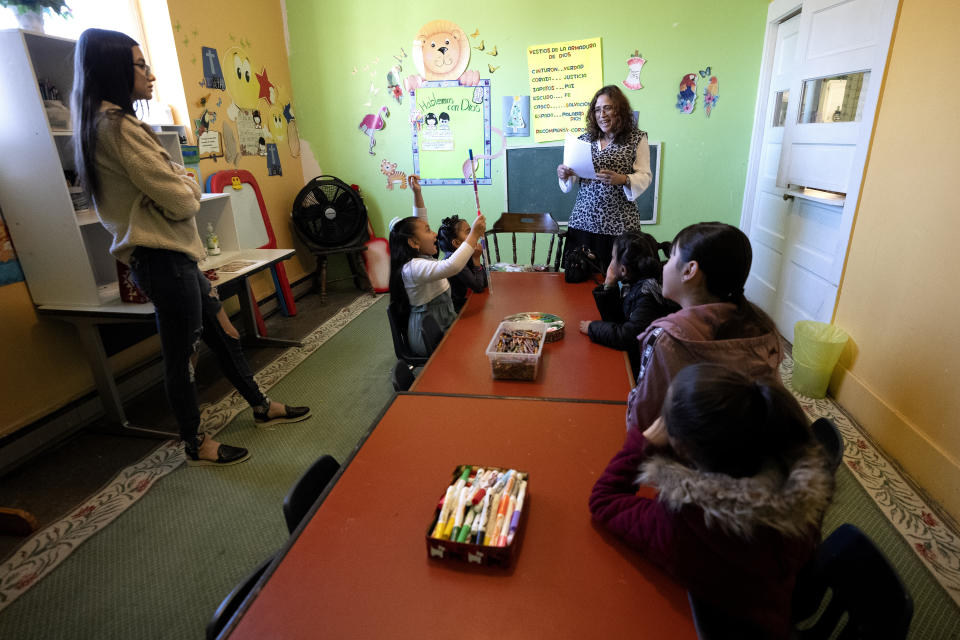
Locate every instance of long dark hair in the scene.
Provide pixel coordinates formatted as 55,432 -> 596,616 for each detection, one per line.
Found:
670,222 -> 777,337
614,231 -> 662,284
585,85 -> 635,145
388,217 -> 420,313
71,28 -> 139,197
663,363 -> 811,478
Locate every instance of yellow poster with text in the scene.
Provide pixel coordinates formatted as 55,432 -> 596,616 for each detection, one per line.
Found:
527,37 -> 602,143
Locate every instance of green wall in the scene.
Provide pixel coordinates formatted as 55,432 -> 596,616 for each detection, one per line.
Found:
285,0 -> 769,247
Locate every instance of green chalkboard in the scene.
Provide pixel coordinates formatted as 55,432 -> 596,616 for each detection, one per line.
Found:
505,141 -> 661,224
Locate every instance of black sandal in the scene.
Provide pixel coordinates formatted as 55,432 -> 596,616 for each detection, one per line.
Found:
184,434 -> 250,467
253,401 -> 311,429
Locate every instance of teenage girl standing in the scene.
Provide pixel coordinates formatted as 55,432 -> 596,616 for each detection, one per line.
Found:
71,29 -> 309,466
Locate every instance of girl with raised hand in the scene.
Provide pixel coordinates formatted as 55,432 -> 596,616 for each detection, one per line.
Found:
626,222 -> 782,432
389,178 -> 486,356
590,363 -> 835,638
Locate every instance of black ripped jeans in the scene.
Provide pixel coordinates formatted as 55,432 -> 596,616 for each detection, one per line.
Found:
129,247 -> 267,443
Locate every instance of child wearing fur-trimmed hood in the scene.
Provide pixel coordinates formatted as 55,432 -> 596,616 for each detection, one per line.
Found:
590,363 -> 835,638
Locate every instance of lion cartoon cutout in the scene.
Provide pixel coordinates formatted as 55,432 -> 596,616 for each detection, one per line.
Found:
404,19 -> 480,92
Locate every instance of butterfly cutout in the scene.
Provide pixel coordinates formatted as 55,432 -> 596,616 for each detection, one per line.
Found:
474,40 -> 485,51
470,29 -> 480,38
174,20 -> 181,32
698,67 -> 712,78
486,46 -> 498,56
488,64 -> 500,73
191,56 -> 197,65
182,37 -> 189,47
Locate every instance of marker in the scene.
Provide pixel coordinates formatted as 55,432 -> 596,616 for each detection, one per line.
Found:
431,485 -> 456,538
483,491 -> 503,546
497,495 -> 517,547
448,485 -> 469,541
506,480 -> 527,545
474,493 -> 490,544
489,483 -> 512,545
469,487 -> 486,509
456,509 -> 476,543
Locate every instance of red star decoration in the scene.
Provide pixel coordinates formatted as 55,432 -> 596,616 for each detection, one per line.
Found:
256,68 -> 275,103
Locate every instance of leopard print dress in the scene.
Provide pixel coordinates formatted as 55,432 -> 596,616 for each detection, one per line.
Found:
568,129 -> 646,235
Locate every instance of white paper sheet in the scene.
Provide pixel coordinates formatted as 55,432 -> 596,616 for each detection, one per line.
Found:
562,133 -> 596,179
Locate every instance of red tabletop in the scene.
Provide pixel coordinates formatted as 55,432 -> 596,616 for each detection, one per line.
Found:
226,395 -> 695,640
410,272 -> 633,402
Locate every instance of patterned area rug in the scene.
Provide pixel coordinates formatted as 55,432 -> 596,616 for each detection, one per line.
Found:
0,294 -> 382,614
780,355 -> 960,608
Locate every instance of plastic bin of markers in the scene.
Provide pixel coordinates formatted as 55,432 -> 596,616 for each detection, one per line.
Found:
485,321 -> 547,381
425,465 -> 530,568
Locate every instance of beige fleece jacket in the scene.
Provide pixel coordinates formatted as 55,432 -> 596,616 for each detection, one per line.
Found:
93,103 -> 204,264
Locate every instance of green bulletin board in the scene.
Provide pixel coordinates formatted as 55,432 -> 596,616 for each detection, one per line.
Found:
411,80 -> 491,185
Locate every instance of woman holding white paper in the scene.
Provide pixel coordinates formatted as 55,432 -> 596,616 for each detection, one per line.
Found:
557,85 -> 652,271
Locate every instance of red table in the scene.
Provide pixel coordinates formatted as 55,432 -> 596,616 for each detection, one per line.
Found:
224,395 -> 695,639
410,272 -> 633,402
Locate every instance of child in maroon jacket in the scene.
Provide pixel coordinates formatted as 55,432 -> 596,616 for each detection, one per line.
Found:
590,363 -> 835,638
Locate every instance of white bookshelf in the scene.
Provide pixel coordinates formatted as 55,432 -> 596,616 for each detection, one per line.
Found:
0,29 -> 239,308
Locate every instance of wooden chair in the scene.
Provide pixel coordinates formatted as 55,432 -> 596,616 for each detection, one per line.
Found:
484,212 -> 565,271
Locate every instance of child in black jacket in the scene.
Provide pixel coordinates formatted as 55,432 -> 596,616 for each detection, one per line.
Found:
579,231 -> 679,376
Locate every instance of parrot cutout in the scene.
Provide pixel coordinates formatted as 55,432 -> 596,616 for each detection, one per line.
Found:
703,76 -> 719,117
676,73 -> 697,114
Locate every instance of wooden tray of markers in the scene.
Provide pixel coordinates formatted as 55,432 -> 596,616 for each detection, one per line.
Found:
425,465 -> 529,568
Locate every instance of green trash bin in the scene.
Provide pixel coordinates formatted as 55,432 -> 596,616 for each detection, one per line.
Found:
791,320 -> 849,398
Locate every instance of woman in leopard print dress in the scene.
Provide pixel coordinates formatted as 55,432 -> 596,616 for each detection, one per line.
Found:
558,85 -> 652,271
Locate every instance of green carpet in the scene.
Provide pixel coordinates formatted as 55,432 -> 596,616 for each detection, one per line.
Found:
823,466 -> 960,640
0,297 -> 396,640
1,294 -> 958,639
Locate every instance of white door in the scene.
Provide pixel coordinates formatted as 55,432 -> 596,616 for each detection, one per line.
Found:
744,13 -> 801,315
741,0 -> 899,342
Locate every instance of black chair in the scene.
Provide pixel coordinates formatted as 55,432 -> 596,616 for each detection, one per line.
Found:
687,592 -> 769,639
792,523 -> 913,639
206,555 -> 273,640
811,417 -> 843,470
387,301 -> 427,367
282,454 -> 341,534
386,301 -> 442,366
391,359 -> 416,392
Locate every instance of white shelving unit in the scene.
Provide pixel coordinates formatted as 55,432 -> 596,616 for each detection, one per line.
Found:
0,29 -> 240,308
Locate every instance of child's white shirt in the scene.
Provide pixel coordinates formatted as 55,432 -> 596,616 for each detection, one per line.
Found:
402,205 -> 476,306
